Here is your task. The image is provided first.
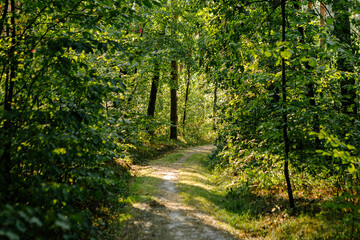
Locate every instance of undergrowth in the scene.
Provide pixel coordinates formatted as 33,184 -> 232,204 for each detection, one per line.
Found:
177,152 -> 356,239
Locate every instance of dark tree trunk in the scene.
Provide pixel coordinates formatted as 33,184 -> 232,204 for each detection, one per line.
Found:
213,82 -> 217,130
0,0 -> 16,203
332,0 -> 357,115
170,60 -> 178,140
147,62 -> 160,118
281,0 -> 295,210
182,65 -> 191,128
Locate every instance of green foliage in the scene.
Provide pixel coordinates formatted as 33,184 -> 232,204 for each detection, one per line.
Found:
2,0 -> 359,238
0,0 -> 159,239
205,0 -> 360,237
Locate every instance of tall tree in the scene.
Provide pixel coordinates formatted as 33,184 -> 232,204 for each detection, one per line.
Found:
147,62 -> 160,118
281,0 -> 295,210
331,0 -> 357,115
1,0 -> 16,201
182,64 -> 191,127
170,60 -> 178,139
170,0 -> 178,140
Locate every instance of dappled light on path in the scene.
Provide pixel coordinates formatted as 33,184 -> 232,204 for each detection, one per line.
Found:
118,145 -> 239,240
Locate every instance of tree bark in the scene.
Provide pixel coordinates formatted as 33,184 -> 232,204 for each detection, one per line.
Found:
182,64 -> 191,128
0,0 -> 16,202
147,62 -> 160,118
281,0 -> 295,210
213,81 -> 218,130
170,60 -> 178,140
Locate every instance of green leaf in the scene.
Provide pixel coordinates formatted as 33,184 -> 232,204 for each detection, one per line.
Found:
143,0 -> 153,8
53,148 -> 67,155
326,18 -> 335,25
347,144 -> 356,150
280,49 -> 293,59
264,51 -> 271,57
308,57 -> 317,67
55,220 -> 71,231
348,164 -> 356,174
29,217 -> 43,227
0,230 -> 20,240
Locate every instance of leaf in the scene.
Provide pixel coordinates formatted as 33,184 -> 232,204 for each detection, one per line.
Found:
53,148 -> 67,155
29,217 -> 43,227
143,0 -> 153,8
308,57 -> 317,67
280,49 -> 293,59
347,144 -> 356,150
0,230 -> 20,240
55,220 -> 71,231
326,18 -> 335,25
348,163 -> 356,174
264,51 -> 271,57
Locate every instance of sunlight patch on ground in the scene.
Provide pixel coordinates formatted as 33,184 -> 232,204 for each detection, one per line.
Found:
119,146 -> 237,240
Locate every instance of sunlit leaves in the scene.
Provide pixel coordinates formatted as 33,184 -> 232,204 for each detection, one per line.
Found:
280,49 -> 293,59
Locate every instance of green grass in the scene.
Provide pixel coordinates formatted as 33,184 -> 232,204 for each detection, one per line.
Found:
125,152 -> 184,205
153,153 -> 184,165
177,153 -> 338,239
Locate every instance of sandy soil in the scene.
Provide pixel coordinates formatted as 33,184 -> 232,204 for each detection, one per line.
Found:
117,145 -> 238,240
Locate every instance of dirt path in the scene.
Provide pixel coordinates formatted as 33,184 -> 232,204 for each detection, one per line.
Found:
117,145 -> 238,240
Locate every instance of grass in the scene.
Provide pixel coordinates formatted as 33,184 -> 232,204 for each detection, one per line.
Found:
123,151 -> 184,205
107,149 -> 186,239
114,147 -> 353,239
177,153 -> 340,239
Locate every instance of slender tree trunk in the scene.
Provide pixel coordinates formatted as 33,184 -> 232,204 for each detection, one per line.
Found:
332,0 -> 357,115
182,64 -> 191,128
281,0 -> 295,210
170,60 -> 178,140
147,62 -> 160,135
147,62 -> 160,118
213,82 -> 218,130
169,0 -> 178,140
1,0 -> 16,202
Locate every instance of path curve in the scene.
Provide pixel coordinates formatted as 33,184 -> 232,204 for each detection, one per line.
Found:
118,145 -> 238,240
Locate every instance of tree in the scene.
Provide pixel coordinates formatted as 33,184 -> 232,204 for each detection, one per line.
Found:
147,62 -> 160,118
0,0 -> 156,238
170,60 -> 179,140
331,0 -> 357,115
281,0 -> 295,210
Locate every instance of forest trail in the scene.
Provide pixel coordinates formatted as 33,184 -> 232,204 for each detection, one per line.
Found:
117,145 -> 239,240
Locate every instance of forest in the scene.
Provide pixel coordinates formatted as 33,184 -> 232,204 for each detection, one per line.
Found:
0,0 -> 359,239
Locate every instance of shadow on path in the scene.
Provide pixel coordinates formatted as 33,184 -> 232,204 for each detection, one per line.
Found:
117,145 -> 239,240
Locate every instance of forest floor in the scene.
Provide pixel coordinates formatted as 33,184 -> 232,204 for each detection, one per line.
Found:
116,145 -> 239,240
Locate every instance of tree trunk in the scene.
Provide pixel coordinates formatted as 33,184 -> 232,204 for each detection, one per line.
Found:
332,0 -> 357,115
213,82 -> 217,130
147,62 -> 160,118
182,64 -> 191,128
281,0 -> 295,210
0,0 -> 16,203
170,60 -> 178,140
